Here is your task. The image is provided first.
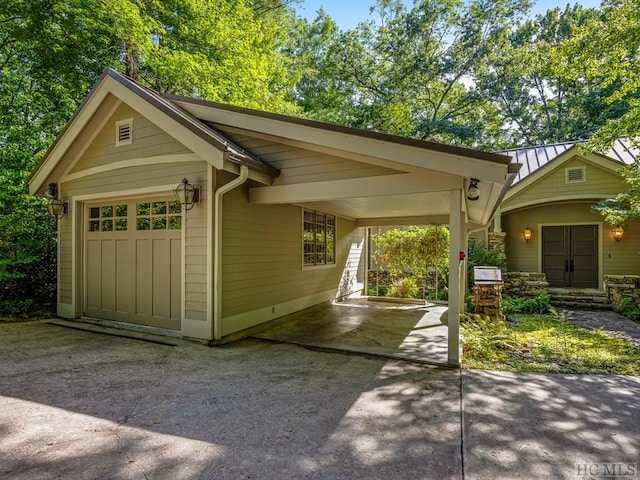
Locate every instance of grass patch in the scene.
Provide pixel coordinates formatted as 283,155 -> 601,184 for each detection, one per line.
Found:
462,311 -> 640,375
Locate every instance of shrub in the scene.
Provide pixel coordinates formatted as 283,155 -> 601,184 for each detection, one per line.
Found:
502,294 -> 550,315
367,285 -> 388,297
619,297 -> 640,321
388,277 -> 419,298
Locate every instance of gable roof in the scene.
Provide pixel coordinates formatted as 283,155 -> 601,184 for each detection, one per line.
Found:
497,138 -> 638,185
29,68 -> 279,195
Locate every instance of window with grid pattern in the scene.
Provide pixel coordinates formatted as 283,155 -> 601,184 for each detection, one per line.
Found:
303,209 -> 336,266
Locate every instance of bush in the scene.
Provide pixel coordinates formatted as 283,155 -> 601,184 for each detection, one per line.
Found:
502,294 -> 551,315
619,297 -> 640,321
367,285 -> 388,297
388,278 -> 419,298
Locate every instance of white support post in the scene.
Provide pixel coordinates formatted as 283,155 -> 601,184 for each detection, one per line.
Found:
448,189 -> 462,366
493,206 -> 502,233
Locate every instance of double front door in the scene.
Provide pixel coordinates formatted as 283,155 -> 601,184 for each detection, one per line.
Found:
542,225 -> 598,288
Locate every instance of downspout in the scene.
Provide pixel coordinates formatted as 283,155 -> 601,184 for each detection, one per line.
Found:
213,164 -> 249,341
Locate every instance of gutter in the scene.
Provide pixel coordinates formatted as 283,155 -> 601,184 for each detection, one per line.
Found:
213,165 -> 249,340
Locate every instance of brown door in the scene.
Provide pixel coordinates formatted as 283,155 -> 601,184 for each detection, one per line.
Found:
542,225 -> 598,288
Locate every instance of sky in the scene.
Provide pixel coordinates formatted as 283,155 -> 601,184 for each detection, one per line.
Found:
294,0 -> 603,29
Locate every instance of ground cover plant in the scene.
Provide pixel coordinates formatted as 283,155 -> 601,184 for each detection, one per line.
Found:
462,309 -> 640,375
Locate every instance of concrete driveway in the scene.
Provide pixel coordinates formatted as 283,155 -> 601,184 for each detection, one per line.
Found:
1,320 -> 639,480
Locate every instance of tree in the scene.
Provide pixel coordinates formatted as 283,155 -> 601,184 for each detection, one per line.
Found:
373,226 -> 449,299
293,0 -> 530,149
0,0 -> 302,316
475,4 -> 634,147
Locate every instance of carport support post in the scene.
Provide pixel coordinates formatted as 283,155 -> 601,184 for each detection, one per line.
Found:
448,189 -> 463,366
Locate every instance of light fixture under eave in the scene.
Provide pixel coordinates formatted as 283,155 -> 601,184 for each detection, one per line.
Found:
43,182 -> 68,219
47,198 -> 68,219
467,178 -> 480,201
612,226 -> 624,242
523,227 -> 532,243
174,177 -> 200,210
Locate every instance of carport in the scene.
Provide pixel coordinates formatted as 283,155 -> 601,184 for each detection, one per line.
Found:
176,100 -> 520,365
29,68 -> 518,367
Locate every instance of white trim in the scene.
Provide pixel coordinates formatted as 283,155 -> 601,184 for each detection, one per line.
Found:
57,303 -> 75,319
59,97 -> 122,183
175,100 -> 511,184
537,222 -> 604,287
565,166 -> 586,184
115,118 -> 133,147
182,318 -> 213,340
62,154 -> 202,182
220,289 -> 336,337
448,189 -> 462,366
71,184 -> 177,202
251,172 -> 460,205
502,195 -> 612,214
214,166 -> 249,340
206,165 -> 214,338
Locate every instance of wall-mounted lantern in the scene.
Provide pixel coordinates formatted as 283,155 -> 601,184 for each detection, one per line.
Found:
612,226 -> 624,242
523,227 -> 532,243
173,178 -> 200,210
467,178 -> 480,201
44,183 -> 68,219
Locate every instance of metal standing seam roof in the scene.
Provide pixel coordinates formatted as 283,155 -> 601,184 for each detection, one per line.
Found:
497,138 -> 639,184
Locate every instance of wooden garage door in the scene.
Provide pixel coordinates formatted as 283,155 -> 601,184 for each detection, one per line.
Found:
85,198 -> 182,330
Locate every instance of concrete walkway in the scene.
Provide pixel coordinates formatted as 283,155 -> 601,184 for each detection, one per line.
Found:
253,298 -> 450,365
1,320 -> 638,479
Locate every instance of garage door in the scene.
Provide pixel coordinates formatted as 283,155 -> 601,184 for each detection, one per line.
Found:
85,197 -> 182,330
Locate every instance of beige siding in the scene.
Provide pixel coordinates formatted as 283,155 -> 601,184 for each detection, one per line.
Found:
58,161 -> 209,321
220,173 -> 360,320
215,128 -> 401,185
69,103 -> 190,174
503,203 -> 640,276
503,158 -> 626,211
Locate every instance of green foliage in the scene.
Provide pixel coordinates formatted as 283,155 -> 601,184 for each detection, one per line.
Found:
619,297 -> 640,322
367,285 -> 389,297
388,278 -> 419,299
502,295 -> 551,315
373,226 -> 449,298
463,312 -> 640,375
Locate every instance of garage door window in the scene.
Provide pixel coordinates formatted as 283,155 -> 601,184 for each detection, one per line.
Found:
136,200 -> 182,230
89,204 -> 127,232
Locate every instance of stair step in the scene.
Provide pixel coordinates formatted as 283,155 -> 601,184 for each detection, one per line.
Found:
550,300 -> 612,310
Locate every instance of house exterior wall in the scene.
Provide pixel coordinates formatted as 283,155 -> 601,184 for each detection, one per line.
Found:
55,101 -> 210,327
502,158 -> 625,211
219,172 -> 363,336
502,203 -> 639,278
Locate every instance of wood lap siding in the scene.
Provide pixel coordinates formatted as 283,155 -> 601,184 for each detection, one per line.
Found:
68,103 -> 190,174
503,204 -> 640,275
221,177 -> 358,318
503,159 -> 626,210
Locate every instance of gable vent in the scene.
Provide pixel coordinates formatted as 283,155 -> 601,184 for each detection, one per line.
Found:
565,166 -> 585,184
115,118 -> 133,147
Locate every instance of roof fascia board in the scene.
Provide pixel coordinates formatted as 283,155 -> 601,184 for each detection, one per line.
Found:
502,194 -> 614,214
174,100 -> 512,184
29,80 -> 113,195
29,74 -> 226,195
249,172 -> 462,205
106,79 -> 225,170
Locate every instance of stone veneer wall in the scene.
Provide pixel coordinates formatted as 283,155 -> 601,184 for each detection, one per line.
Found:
603,275 -> 640,312
487,232 -> 507,269
503,272 -> 549,299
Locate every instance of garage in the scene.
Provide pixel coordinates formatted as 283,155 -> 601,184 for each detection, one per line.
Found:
84,196 -> 182,330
